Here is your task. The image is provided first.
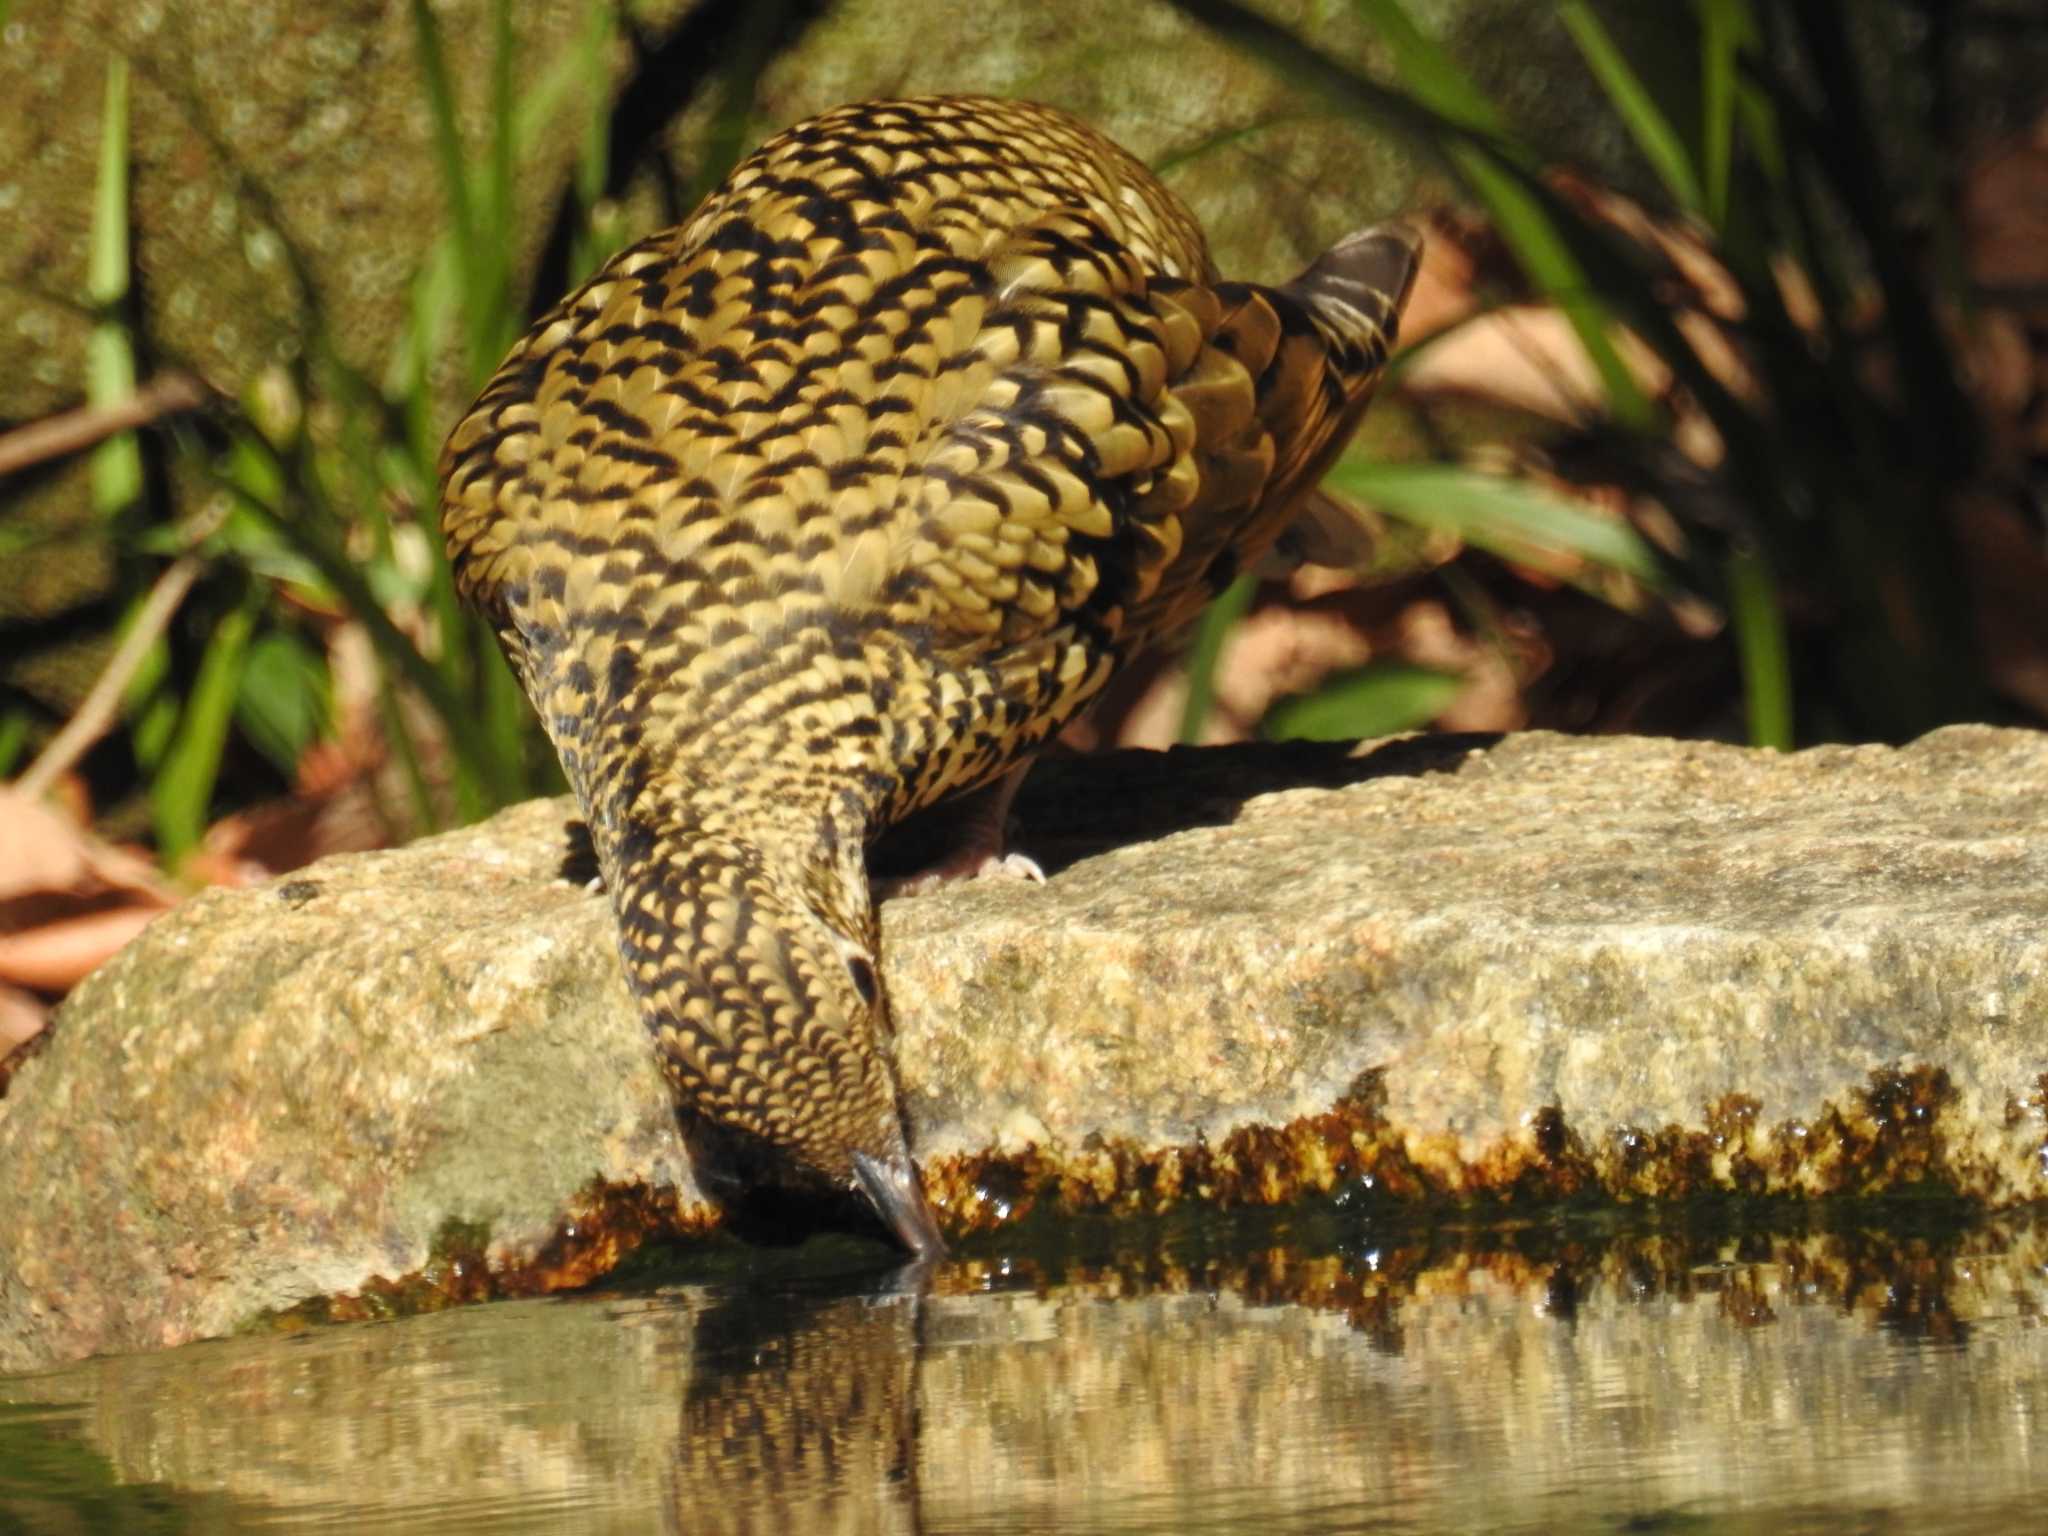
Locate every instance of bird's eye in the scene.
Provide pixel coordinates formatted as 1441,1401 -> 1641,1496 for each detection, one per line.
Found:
844,952 -> 880,1008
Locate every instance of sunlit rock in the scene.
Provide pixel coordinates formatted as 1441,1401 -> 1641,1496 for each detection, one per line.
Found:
3,726 -> 2047,1371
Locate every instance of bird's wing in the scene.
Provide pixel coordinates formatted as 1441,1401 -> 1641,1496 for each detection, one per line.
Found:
439,97 -> 1209,661
899,220 -> 1421,661
438,96 -> 1416,785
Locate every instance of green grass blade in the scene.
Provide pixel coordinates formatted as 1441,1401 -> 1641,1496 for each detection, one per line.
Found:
1695,0 -> 1746,226
208,473 -> 505,818
1558,2 -> 1705,217
1151,113 -> 1320,178
1724,547 -> 1792,749
485,0 -> 515,247
119,597 -> 176,772
1178,572 -> 1257,743
88,54 -> 140,515
1262,661 -> 1463,743
408,0 -> 515,386
234,629 -> 330,778
408,0 -> 476,257
153,598 -> 257,866
385,233 -> 462,482
1349,0 -> 1504,133
472,0 -> 519,379
1453,150 -> 1656,430
1324,460 -> 1669,589
567,0 -> 622,284
0,710 -> 30,778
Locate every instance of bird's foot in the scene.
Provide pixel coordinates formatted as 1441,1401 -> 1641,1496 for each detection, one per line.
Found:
871,763 -> 1049,900
880,848 -> 1046,900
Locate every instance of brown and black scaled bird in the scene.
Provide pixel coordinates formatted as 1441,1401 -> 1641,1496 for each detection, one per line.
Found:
440,95 -> 1417,1257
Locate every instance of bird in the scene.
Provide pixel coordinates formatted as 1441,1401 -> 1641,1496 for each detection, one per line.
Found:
439,94 -> 1418,1259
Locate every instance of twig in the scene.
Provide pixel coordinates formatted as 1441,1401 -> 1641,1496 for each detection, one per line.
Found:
0,370 -> 210,480
17,554 -> 204,801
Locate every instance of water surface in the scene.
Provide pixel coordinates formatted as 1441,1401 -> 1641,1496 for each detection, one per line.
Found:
3,1209 -> 2043,1533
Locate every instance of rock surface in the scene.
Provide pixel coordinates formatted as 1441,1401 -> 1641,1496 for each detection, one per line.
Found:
4,726 -> 2048,1371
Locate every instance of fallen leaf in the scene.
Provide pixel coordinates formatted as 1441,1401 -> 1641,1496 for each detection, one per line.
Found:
0,903 -> 163,993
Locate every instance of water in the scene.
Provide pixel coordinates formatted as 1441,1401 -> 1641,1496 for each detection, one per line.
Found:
2,1209 -> 2044,1534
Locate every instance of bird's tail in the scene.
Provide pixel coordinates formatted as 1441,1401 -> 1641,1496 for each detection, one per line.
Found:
1267,223 -> 1422,569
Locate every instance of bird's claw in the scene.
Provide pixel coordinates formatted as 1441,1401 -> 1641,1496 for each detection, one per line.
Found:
979,852 -> 1046,884
879,848 -> 1047,899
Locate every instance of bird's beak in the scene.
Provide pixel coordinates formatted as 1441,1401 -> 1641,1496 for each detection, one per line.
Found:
852,1151 -> 948,1259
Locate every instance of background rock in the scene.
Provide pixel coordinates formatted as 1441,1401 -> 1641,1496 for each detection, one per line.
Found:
3,725 -> 2046,1371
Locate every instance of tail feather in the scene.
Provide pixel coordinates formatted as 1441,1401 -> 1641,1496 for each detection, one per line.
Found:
1126,222 -> 1423,639
1282,222 -> 1422,367
1267,221 -> 1422,574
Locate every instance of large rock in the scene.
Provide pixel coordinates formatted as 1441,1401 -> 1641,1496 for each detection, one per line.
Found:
4,725 -> 2047,1372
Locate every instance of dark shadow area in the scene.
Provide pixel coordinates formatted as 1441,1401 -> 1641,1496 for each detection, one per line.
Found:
565,735 -> 1497,889
673,1111 -> 915,1259
871,732 -> 1503,882
0,1026 -> 53,1104
558,817 -> 601,889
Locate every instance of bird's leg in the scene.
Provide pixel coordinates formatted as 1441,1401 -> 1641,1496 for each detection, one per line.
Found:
873,763 -> 1044,899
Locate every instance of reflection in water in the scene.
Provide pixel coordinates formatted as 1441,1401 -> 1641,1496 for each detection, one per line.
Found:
1,1213 -> 2045,1534
666,1279 -> 924,1535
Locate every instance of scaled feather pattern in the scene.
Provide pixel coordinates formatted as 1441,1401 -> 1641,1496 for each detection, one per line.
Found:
441,95 -> 1418,1253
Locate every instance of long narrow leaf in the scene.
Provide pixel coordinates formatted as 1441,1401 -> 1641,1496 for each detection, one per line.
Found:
485,0 -> 515,248
1174,1 -> 1654,428
1723,548 -> 1792,749
568,0 -> 623,284
408,0 -> 476,258
87,55 -> 140,515
1695,0 -> 1746,226
0,711 -> 29,779
471,0 -> 519,381
1178,573 -> 1257,743
1348,0 -> 1504,133
1559,2 -> 1704,217
153,599 -> 257,864
1454,150 -> 1655,430
1262,661 -> 1464,743
1325,460 -> 1668,589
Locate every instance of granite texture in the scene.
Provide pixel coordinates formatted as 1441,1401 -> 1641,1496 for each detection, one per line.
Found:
2,726 -> 2046,1370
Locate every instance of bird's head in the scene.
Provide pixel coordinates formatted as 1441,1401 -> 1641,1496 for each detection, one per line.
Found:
615,825 -> 946,1259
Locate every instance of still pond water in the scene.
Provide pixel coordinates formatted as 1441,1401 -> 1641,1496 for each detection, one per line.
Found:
2,1207 -> 2044,1534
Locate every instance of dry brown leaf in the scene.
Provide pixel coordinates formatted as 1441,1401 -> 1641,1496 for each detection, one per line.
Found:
0,786 -> 173,906
0,981 -> 46,1054
0,903 -> 163,993
1399,215 -> 1482,344
1963,119 -> 2048,294
1402,306 -> 1666,424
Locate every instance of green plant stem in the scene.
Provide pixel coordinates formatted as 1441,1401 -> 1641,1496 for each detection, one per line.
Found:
88,54 -> 140,515
1725,548 -> 1792,750
153,596 -> 258,866
1178,574 -> 1258,743
210,477 -> 512,819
